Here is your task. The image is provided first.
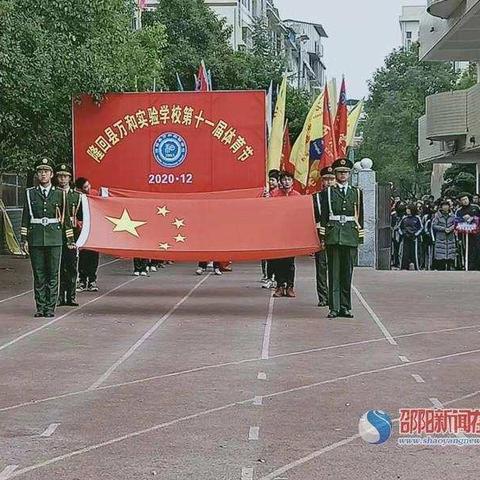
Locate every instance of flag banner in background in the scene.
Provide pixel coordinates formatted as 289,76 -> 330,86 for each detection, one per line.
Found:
290,92 -> 324,187
347,99 -> 364,147
306,87 -> 337,194
77,195 -> 319,262
334,77 -> 348,158
267,74 -> 288,173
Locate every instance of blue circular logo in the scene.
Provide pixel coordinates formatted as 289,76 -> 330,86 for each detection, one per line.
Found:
153,132 -> 187,168
358,410 -> 392,444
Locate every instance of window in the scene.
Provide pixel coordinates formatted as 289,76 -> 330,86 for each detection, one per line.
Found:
406,31 -> 412,39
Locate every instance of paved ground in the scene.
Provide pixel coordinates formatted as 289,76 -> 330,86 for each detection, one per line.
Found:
0,255 -> 479,480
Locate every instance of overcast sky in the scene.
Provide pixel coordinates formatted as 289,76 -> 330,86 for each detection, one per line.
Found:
274,0 -> 426,99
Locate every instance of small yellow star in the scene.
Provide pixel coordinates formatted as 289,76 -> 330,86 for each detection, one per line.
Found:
159,242 -> 172,251
106,209 -> 146,238
157,206 -> 170,217
172,218 -> 185,229
174,234 -> 186,243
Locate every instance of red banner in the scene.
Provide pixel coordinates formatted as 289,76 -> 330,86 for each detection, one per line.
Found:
73,92 -> 266,193
77,196 -> 319,261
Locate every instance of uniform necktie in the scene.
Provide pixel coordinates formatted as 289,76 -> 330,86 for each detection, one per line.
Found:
42,189 -> 47,198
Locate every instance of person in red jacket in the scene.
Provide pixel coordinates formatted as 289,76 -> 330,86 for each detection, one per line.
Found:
271,171 -> 301,298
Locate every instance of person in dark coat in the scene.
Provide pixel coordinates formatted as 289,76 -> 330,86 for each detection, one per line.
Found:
432,200 -> 456,271
455,193 -> 480,270
391,201 -> 406,268
399,204 -> 423,270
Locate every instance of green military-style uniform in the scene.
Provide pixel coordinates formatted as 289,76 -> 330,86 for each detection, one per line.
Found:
312,165 -> 336,307
319,158 -> 364,317
57,164 -> 82,306
21,158 -> 74,317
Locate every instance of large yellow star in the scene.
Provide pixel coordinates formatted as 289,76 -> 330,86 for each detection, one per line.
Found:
172,218 -> 185,229
157,206 -> 170,217
174,234 -> 186,243
106,209 -> 146,237
159,242 -> 172,251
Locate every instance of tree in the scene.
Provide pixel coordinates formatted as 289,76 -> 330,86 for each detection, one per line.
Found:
285,86 -> 311,141
0,0 -> 166,173
143,0 -> 234,91
442,164 -> 476,198
357,43 -> 459,197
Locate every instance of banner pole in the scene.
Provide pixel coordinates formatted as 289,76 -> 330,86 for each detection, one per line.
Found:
466,234 -> 469,272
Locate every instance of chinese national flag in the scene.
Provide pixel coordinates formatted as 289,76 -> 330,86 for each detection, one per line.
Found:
306,87 -> 337,195
77,196 -> 319,261
334,77 -> 348,158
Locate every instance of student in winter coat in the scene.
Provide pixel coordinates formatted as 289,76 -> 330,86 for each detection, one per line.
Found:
432,200 -> 456,271
399,204 -> 423,270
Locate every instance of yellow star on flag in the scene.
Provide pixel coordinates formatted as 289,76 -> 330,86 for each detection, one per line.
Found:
157,206 -> 170,217
106,209 -> 146,238
174,234 -> 186,243
159,242 -> 172,251
172,218 -> 185,229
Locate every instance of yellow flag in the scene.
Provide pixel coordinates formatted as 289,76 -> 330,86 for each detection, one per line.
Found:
267,75 -> 288,173
346,99 -> 364,147
290,91 -> 324,187
327,78 -> 338,118
0,200 -> 22,255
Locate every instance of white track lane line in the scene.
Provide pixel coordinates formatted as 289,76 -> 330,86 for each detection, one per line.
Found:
0,290 -> 32,305
411,374 -> 425,383
429,397 -> 444,409
263,347 -> 480,401
2,323 -> 479,413
7,400 -> 246,479
257,389 -> 480,480
39,423 -> 60,438
241,467 -> 254,480
87,274 -> 211,390
261,293 -> 275,360
0,258 -> 118,306
352,285 -> 397,346
5,348 -> 480,479
0,466 -> 18,480
0,277 -> 138,354
248,426 -> 259,440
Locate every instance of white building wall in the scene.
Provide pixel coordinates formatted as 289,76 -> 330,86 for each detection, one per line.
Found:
399,5 -> 424,50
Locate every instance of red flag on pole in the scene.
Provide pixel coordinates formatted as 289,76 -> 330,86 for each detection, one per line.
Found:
280,122 -> 294,175
195,61 -> 210,92
77,196 -> 319,261
306,87 -> 337,194
334,77 -> 348,158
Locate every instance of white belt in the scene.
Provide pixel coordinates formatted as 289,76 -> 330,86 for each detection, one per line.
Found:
30,217 -> 59,226
329,215 -> 355,224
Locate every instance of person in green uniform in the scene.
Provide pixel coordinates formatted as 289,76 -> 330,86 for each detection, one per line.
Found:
313,165 -> 336,307
56,163 -> 81,307
20,158 -> 75,318
318,158 -> 364,318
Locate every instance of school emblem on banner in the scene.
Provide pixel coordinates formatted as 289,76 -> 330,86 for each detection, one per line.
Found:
153,132 -> 188,168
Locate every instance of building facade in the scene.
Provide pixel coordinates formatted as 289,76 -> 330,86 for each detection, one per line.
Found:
282,19 -> 327,93
418,0 -> 480,192
399,5 -> 425,50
